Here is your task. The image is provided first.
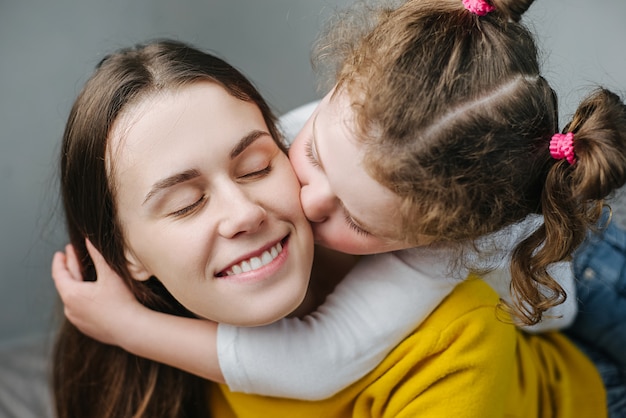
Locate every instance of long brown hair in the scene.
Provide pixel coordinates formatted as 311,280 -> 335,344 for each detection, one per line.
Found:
54,39 -> 283,418
314,0 -> 626,324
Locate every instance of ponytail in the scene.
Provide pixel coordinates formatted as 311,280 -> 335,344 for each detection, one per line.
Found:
489,0 -> 535,22
510,88 -> 626,325
314,0 -> 625,326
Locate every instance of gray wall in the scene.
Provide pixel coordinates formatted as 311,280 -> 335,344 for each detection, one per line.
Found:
1,0 -> 625,343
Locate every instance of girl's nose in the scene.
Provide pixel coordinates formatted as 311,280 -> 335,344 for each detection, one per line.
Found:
217,188 -> 266,238
299,182 -> 337,223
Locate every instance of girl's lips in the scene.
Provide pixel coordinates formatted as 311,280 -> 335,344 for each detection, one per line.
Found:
216,236 -> 288,278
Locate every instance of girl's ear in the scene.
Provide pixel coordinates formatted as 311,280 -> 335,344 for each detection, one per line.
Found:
125,248 -> 152,282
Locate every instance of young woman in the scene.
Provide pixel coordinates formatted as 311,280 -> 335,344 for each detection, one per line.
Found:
51,39 -> 329,417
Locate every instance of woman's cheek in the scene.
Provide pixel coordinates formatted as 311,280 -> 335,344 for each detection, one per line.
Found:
268,163 -> 306,214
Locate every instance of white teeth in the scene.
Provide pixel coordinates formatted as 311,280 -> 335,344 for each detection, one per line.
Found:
250,257 -> 262,270
261,251 -> 273,265
223,242 -> 284,276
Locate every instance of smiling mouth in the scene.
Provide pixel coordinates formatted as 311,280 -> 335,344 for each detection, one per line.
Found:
216,237 -> 287,277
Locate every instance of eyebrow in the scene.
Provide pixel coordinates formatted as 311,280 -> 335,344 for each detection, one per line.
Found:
143,169 -> 201,205
230,129 -> 270,159
143,129 -> 270,205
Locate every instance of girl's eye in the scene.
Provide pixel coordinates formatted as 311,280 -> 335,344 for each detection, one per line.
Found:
304,138 -> 320,167
239,164 -> 273,179
344,213 -> 370,236
170,195 -> 206,217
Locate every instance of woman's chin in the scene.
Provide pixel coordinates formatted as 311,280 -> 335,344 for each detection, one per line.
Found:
226,291 -> 308,327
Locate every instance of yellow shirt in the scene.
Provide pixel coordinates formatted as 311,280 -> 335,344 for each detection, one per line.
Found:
210,278 -> 606,418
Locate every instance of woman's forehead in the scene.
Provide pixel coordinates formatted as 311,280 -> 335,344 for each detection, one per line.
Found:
105,82 -> 269,193
105,84 -> 212,175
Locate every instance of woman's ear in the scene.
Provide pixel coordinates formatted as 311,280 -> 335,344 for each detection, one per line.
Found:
125,248 -> 152,281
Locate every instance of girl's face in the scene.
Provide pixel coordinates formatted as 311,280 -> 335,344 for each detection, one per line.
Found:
289,89 -> 432,255
108,82 -> 314,326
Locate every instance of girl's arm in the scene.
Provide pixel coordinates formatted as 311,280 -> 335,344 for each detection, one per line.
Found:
51,241 -> 225,383
217,247 -> 459,400
482,260 -> 578,332
52,243 -> 458,400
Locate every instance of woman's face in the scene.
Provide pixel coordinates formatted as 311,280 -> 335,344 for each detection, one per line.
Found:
289,89 -> 432,255
108,81 -> 314,326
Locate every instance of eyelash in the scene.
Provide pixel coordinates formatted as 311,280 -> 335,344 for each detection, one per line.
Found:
240,165 -> 273,179
169,165 -> 273,218
344,213 -> 370,236
171,195 -> 206,217
304,138 -> 320,167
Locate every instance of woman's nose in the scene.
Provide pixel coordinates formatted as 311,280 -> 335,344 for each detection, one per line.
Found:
217,188 -> 266,238
299,182 -> 337,223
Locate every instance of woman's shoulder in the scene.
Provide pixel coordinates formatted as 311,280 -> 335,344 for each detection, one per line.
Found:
352,277 -> 518,417
369,277 -> 516,383
419,276 -> 504,321
405,277 -> 515,355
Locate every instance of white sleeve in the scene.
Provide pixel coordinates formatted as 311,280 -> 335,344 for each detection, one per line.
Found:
525,261 -> 577,332
478,215 -> 578,332
217,249 -> 458,400
481,261 -> 577,332
278,101 -> 319,145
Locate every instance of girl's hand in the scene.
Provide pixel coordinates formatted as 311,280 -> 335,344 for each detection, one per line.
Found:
51,240 -> 143,346
52,240 -> 224,382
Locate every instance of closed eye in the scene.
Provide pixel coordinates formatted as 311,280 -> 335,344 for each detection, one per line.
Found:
304,138 -> 320,168
344,212 -> 370,236
239,164 -> 273,180
170,195 -> 206,217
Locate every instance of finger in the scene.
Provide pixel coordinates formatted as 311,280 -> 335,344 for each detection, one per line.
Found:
51,252 -> 83,297
51,251 -> 68,283
65,244 -> 83,282
85,238 -> 116,279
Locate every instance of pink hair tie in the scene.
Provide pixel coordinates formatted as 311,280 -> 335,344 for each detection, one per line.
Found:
550,132 -> 576,165
462,0 -> 495,16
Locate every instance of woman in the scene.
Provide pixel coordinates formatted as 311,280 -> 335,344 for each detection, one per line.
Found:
52,39 -> 331,417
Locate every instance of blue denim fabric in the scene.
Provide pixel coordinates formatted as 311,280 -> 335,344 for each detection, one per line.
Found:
567,219 -> 626,369
565,217 -> 626,417
568,336 -> 626,418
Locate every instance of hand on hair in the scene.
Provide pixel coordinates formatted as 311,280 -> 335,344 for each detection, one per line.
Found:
52,240 -> 225,383
51,239 -> 143,347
